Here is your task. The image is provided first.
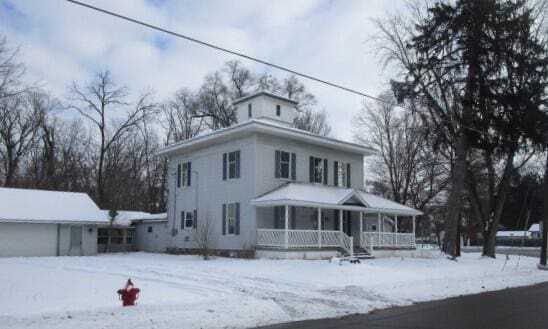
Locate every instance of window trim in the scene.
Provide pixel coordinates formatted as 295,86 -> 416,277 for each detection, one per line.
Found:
225,150 -> 240,180
312,156 -> 324,184
225,203 -> 237,236
184,210 -> 195,230
335,161 -> 347,188
279,151 -> 291,180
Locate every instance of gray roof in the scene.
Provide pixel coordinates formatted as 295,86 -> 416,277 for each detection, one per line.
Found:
232,91 -> 299,106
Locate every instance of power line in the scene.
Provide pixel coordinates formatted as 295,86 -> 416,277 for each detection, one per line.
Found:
64,0 -> 390,104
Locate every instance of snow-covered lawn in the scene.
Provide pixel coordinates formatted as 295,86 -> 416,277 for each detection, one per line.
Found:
2,252 -> 548,329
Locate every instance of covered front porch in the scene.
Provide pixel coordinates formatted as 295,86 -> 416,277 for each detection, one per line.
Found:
251,183 -> 421,258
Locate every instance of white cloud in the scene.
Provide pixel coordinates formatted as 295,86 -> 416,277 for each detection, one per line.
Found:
0,0 -> 406,141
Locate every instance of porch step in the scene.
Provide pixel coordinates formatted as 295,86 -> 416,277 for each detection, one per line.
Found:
344,247 -> 375,259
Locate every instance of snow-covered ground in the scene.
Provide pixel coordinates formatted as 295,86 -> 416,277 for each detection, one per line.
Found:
2,252 -> 548,329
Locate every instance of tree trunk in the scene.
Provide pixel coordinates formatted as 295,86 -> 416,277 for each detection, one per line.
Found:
443,131 -> 469,258
540,151 -> 548,267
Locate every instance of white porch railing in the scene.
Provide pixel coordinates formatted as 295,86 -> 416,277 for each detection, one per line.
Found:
362,232 -> 416,250
257,229 -> 353,255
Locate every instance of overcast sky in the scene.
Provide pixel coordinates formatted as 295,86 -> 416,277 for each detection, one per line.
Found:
0,0 -> 406,141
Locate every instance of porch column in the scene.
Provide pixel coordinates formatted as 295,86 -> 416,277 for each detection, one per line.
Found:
377,212 -> 381,244
339,209 -> 343,245
318,208 -> 322,248
284,205 -> 289,249
412,215 -> 416,247
359,211 -> 364,249
395,215 -> 398,245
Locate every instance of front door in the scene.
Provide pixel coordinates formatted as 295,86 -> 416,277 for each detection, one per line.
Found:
342,211 -> 352,236
69,225 -> 83,255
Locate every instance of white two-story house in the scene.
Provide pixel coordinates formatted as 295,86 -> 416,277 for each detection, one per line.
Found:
157,91 -> 422,259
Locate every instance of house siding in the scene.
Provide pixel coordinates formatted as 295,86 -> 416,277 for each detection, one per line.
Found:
166,135 -> 257,251
165,131 -> 366,252
0,223 -> 98,257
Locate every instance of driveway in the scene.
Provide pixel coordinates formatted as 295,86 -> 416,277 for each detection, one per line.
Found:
255,281 -> 548,329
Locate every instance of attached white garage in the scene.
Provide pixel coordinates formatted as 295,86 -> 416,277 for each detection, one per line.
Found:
0,187 -> 108,257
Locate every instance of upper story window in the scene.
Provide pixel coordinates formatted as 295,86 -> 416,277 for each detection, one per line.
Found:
248,103 -> 252,118
334,161 -> 351,188
222,202 -> 240,236
275,150 -> 296,180
309,156 -> 328,184
223,150 -> 240,180
177,161 -> 191,187
276,104 -> 281,116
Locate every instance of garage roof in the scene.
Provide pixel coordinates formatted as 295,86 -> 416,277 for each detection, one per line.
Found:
0,187 -> 108,224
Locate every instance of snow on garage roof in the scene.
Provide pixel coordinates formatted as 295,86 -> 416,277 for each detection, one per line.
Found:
529,223 -> 540,232
0,187 -> 108,224
101,210 -> 167,227
251,183 -> 422,216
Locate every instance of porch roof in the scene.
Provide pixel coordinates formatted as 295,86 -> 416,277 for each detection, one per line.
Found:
251,183 -> 422,216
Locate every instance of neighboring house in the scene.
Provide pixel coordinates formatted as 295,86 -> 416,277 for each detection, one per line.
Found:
97,211 -> 167,253
528,223 -> 543,239
496,223 -> 543,240
157,91 -> 422,259
0,187 -> 108,257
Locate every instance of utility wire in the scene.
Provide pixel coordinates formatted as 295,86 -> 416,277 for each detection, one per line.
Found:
65,0 -> 389,105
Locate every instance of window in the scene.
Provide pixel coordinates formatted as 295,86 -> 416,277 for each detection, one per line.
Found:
181,210 -> 194,230
125,231 -> 133,244
276,104 -> 281,116
309,156 -> 327,184
248,103 -> 252,118
223,150 -> 240,180
178,161 -> 191,187
274,206 -> 286,229
147,226 -> 153,233
371,224 -> 377,232
223,202 -> 240,235
97,228 -> 108,244
111,229 -> 123,244
334,161 -> 350,188
275,150 -> 296,180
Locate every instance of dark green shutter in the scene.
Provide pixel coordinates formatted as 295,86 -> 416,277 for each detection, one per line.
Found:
177,164 -> 181,187
333,161 -> 339,187
222,153 -> 227,180
275,150 -> 281,178
309,156 -> 314,182
346,163 -> 351,188
187,162 -> 192,186
193,209 -> 197,229
222,204 -> 226,235
180,211 -> 185,230
291,153 -> 296,180
235,203 -> 240,235
235,150 -> 240,178
323,159 -> 328,185
334,209 -> 339,230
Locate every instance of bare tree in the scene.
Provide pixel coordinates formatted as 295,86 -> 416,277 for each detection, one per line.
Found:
195,211 -> 218,260
0,92 -> 46,186
0,36 -> 25,99
68,70 -> 156,207
163,88 -> 203,143
354,92 -> 448,232
294,108 -> 332,136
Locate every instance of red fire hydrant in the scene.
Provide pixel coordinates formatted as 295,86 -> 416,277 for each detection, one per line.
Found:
117,279 -> 140,306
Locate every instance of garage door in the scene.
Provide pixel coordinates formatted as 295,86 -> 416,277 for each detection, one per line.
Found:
0,223 -> 58,257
